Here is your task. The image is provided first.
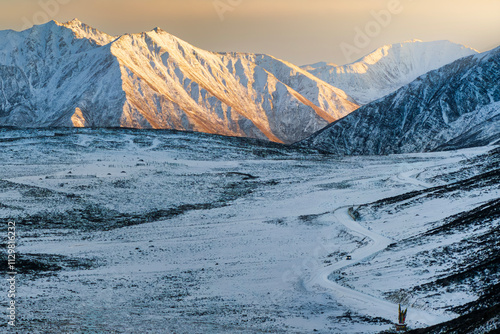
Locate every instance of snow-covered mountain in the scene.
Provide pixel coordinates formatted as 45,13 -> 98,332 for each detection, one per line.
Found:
300,45 -> 500,155
302,40 -> 478,105
0,19 -> 360,144
0,20 -> 124,128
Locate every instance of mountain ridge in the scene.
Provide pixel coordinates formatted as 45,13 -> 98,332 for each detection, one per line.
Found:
0,19 -> 360,144
299,45 -> 500,154
0,20 -> 486,146
302,39 -> 479,104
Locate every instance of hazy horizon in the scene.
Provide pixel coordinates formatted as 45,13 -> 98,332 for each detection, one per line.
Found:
0,0 -> 499,65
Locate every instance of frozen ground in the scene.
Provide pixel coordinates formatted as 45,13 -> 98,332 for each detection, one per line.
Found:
0,128 -> 498,333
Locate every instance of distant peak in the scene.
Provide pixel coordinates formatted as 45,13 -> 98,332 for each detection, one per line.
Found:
397,39 -> 480,53
55,19 -> 115,46
68,18 -> 82,24
147,27 -> 177,38
372,39 -> 478,54
21,19 -> 59,32
60,18 -> 88,29
40,19 -> 59,26
144,26 -> 183,42
401,39 -> 424,44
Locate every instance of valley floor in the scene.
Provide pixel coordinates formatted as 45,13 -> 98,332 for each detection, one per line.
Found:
0,129 -> 498,333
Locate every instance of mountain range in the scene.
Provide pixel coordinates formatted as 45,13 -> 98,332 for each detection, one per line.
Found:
300,45 -> 500,155
0,19 -> 360,144
301,40 -> 478,105
0,19 -> 489,147
1,19 -> 499,334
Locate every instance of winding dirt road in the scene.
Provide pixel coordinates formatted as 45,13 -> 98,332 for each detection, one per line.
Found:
305,206 -> 453,328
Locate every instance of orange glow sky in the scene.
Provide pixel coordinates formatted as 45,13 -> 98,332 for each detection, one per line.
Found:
1,0 -> 499,65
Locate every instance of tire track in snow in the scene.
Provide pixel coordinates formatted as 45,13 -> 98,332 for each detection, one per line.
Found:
395,170 -> 432,189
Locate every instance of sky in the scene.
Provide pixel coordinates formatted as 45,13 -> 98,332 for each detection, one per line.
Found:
0,0 -> 499,65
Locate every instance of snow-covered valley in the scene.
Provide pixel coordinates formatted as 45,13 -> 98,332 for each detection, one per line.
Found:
0,128 -> 498,333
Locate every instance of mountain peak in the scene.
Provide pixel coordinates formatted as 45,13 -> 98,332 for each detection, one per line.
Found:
65,18 -> 82,24
144,26 -> 184,42
356,40 -> 477,65
401,39 -> 424,44
57,18 -> 115,46
300,40 -> 500,155
303,39 -> 479,104
144,26 -> 173,38
0,20 -> 359,144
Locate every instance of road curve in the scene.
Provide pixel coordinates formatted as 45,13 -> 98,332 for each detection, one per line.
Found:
305,206 -> 453,328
